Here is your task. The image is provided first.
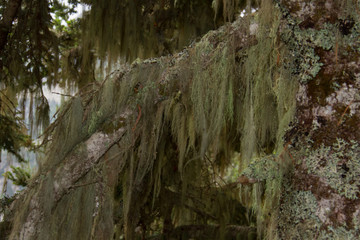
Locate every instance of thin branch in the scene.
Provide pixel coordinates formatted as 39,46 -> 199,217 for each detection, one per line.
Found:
51,92 -> 73,97
337,100 -> 354,126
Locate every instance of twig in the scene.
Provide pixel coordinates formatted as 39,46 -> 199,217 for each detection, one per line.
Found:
51,91 -> 73,97
337,100 -> 353,126
335,40 -> 338,65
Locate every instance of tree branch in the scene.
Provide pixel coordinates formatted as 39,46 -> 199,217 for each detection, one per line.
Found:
0,0 -> 22,54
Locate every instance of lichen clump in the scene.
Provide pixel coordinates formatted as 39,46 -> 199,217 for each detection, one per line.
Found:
303,139 -> 360,200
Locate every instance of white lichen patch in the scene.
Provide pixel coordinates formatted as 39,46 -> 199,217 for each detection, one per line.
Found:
249,23 -> 258,36
296,84 -> 309,105
326,83 -> 360,116
52,128 -> 125,202
93,196 -> 100,217
288,0 -> 316,21
310,82 -> 360,124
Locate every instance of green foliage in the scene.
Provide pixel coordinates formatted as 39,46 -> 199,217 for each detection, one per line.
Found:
1,0 -> 58,87
233,2 -> 301,238
0,0 -> 257,170
4,165 -> 31,187
191,40 -> 235,159
34,12 -> 268,237
0,113 -> 31,162
0,0 -> 84,162
59,2 -> 298,238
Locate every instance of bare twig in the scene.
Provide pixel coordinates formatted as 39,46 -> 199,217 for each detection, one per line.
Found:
51,92 -> 73,97
132,104 -> 142,132
337,100 -> 354,126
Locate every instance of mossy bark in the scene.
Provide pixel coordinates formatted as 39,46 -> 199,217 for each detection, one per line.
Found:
2,0 -> 360,239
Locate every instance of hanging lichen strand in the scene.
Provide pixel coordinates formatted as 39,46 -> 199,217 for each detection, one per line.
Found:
238,1 -> 299,238
81,0 -> 211,64
7,1 -> 301,240
116,0 -> 300,238
80,0 -> 262,67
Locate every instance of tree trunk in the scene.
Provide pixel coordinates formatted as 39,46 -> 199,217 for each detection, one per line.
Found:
2,0 -> 360,239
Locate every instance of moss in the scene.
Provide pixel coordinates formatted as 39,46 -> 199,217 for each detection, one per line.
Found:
100,116 -> 126,134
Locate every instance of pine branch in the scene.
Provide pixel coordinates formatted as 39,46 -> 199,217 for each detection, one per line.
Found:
0,0 -> 23,55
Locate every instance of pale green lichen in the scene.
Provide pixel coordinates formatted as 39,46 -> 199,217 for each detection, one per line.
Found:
278,190 -> 320,239
318,226 -> 358,240
281,191 -> 319,225
303,23 -> 337,51
241,156 -> 280,182
191,40 -> 235,158
303,139 -> 360,200
343,20 -> 360,51
278,188 -> 360,239
276,3 -> 337,83
234,3 -> 300,239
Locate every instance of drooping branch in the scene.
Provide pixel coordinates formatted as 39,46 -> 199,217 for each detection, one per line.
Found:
5,14 -> 256,238
0,0 -> 22,55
